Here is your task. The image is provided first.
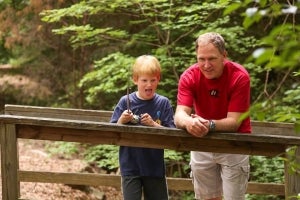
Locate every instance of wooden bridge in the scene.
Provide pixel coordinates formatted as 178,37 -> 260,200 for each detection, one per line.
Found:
0,104 -> 300,199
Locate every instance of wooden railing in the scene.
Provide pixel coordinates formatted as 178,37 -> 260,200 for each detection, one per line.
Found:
0,104 -> 300,200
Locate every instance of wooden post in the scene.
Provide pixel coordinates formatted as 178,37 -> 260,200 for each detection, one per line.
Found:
285,145 -> 300,200
0,123 -> 19,200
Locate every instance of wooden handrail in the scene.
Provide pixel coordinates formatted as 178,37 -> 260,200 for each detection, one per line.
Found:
0,115 -> 298,156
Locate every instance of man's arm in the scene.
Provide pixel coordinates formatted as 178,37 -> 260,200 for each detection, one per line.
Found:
212,112 -> 244,132
174,105 -> 192,129
175,105 -> 244,137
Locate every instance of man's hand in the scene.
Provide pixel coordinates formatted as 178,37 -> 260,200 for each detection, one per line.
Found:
186,114 -> 209,137
175,105 -> 209,137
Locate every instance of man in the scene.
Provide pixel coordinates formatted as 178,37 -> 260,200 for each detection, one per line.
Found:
174,32 -> 251,200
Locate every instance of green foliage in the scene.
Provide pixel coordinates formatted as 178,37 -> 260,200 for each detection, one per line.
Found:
168,191 -> 194,200
40,0 -> 133,23
40,2 -> 96,22
40,0 -> 132,50
251,24 -> 300,70
46,141 -> 80,159
250,78 -> 300,123
83,144 -> 119,172
246,193 -> 284,200
250,156 -> 284,183
0,40 -> 10,63
82,145 -> 191,177
164,150 -> 190,178
41,0 -> 257,109
79,52 -> 135,109
247,155 -> 285,200
243,62 -> 265,101
283,146 -> 300,175
52,25 -> 128,50
224,1 -> 300,198
0,0 -> 28,10
224,0 -> 300,125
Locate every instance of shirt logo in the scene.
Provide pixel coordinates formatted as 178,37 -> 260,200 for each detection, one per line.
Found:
155,111 -> 161,125
209,89 -> 219,97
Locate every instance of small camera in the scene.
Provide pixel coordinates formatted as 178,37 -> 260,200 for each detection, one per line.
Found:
130,114 -> 140,124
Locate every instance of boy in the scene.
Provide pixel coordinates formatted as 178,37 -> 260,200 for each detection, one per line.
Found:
110,55 -> 175,200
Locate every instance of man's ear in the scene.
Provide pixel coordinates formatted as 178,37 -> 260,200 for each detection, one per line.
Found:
223,50 -> 228,58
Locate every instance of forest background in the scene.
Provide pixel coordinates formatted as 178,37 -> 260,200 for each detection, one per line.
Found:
0,0 -> 299,199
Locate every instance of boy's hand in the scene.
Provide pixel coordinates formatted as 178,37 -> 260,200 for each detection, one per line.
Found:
117,110 -> 134,124
140,113 -> 156,127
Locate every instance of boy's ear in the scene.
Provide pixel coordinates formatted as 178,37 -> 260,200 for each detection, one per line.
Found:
132,76 -> 138,85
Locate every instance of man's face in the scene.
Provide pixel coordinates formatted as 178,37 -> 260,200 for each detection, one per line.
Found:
196,42 -> 226,79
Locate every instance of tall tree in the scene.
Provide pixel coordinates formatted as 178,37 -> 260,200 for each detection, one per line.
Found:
224,0 -> 300,124
40,0 -> 257,110
0,0 -> 99,108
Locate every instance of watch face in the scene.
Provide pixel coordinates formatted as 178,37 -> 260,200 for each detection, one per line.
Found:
209,120 -> 215,132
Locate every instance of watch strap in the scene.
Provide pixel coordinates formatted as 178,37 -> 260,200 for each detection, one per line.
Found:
209,120 -> 216,132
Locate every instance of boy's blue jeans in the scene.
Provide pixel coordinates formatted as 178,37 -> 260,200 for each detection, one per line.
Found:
121,175 -> 169,200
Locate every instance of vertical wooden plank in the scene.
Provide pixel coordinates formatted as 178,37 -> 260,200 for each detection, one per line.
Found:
0,123 -> 19,200
285,146 -> 300,200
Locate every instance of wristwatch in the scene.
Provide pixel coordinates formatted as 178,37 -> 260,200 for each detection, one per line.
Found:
209,120 -> 216,132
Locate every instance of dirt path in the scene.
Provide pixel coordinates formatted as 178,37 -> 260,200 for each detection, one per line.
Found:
0,139 -> 122,200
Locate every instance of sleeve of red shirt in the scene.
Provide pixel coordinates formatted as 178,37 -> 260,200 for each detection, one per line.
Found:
228,72 -> 251,113
177,69 -> 195,108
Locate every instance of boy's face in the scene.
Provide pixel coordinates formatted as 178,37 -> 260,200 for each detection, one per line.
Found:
133,74 -> 160,100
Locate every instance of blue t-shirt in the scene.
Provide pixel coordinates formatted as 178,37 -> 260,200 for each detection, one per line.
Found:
110,92 -> 175,177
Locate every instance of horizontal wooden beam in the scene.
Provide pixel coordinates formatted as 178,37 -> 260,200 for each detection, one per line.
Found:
17,124 -> 287,156
18,170 -> 285,195
0,115 -> 299,156
4,104 -> 112,122
5,104 -> 298,136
